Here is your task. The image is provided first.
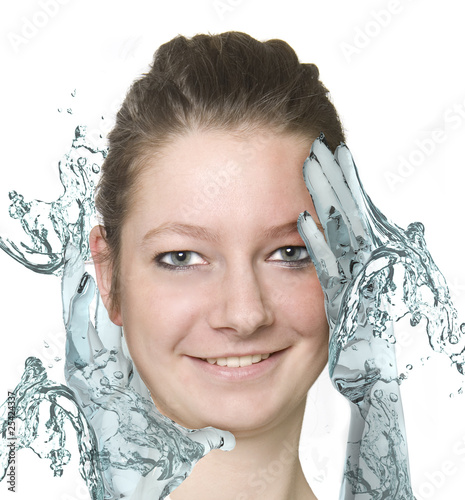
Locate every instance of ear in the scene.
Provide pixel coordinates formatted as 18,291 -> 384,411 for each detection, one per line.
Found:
89,225 -> 123,326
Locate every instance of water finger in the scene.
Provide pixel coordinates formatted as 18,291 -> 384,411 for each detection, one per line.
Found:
315,138 -> 370,250
297,211 -> 340,284
303,153 -> 351,258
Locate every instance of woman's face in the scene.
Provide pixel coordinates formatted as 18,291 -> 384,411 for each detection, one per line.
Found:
108,129 -> 329,434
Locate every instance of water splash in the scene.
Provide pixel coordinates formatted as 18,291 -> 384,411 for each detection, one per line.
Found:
0,125 -> 107,274
60,248 -> 235,499
298,134 -> 464,499
0,308 -> 234,499
0,354 -> 228,499
0,241 -> 234,500
328,222 -> 465,377
0,357 -> 104,499
1,122 -> 464,499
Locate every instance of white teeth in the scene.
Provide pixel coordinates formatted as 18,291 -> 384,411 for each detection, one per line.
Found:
239,355 -> 252,367
204,353 -> 271,367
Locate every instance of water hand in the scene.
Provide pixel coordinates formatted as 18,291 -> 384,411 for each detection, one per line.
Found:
62,244 -> 235,500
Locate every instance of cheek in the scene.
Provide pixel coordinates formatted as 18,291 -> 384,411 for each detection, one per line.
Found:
274,268 -> 327,334
118,270 -> 205,360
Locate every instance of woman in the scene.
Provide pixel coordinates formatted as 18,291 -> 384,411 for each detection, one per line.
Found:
86,31 -> 344,499
65,31 -> 437,499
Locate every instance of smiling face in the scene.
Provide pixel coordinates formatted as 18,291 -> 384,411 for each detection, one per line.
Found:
98,129 -> 328,435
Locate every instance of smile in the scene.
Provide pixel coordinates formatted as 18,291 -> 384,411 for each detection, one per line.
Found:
201,353 -> 271,368
190,349 -> 287,382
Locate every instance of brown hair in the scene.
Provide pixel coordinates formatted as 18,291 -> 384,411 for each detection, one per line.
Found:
95,31 -> 345,313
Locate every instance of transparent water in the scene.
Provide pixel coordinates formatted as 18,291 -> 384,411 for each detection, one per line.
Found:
0,123 -> 107,274
0,125 -> 464,499
297,135 -> 464,499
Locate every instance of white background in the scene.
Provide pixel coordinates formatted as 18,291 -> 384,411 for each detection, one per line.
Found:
1,1 -> 465,499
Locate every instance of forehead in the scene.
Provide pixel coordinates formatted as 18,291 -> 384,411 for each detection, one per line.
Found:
127,129 -> 316,233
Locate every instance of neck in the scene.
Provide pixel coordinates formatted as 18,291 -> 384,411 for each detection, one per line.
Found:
170,399 -> 317,500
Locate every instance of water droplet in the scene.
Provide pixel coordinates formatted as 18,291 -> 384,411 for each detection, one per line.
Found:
58,108 -> 62,113
71,89 -> 76,97
450,335 -> 459,345
113,371 -> 124,380
77,157 -> 87,167
100,376 -> 110,386
374,389 -> 383,399
44,341 -> 49,348
67,108 -> 73,115
390,393 -> 398,402
406,364 -> 413,370
54,357 -> 61,362
92,163 -> 100,174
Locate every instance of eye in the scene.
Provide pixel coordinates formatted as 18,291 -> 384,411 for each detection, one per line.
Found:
155,251 -> 207,270
267,246 -> 311,267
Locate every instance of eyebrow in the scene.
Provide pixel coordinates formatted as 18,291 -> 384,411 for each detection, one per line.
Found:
262,220 -> 323,238
143,223 -> 221,244
142,219 -> 323,244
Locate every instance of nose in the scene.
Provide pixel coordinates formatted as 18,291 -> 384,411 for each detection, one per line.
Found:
208,264 -> 274,338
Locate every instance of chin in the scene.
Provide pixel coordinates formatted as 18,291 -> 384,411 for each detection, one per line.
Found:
171,389 -> 300,436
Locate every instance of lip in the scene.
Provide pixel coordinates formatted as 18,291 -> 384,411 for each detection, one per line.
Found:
200,352 -> 272,360
187,348 -> 288,382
